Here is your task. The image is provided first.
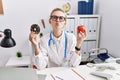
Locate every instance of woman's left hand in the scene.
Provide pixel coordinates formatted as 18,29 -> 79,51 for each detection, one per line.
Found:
76,31 -> 87,48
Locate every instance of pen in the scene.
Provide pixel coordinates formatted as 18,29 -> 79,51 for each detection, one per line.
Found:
55,76 -> 64,80
71,69 -> 85,80
50,74 -> 56,80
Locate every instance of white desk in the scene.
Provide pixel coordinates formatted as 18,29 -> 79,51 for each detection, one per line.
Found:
36,63 -> 120,80
36,65 -> 106,80
5,56 -> 31,67
0,68 -> 39,80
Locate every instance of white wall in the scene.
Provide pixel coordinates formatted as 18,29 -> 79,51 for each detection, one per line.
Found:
2,0 -> 118,66
98,0 -> 120,57
0,0 -> 83,66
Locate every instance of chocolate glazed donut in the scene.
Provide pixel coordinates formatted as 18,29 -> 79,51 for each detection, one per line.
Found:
30,24 -> 40,34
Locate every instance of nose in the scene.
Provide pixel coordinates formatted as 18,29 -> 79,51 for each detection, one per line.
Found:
56,17 -> 60,22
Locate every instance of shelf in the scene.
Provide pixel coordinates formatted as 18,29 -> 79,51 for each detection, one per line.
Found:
5,56 -> 31,67
65,15 -> 101,62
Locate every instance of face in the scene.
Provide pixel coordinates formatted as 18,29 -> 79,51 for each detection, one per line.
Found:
49,10 -> 66,32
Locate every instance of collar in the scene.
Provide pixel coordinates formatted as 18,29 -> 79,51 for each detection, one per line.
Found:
52,31 -> 64,43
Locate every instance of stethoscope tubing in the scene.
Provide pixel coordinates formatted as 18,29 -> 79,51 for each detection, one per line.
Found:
48,31 -> 67,59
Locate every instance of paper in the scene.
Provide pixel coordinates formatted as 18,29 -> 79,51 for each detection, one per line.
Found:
38,74 -> 47,80
50,68 -> 85,80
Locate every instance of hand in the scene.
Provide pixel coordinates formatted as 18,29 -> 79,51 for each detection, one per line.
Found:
29,31 -> 38,47
29,31 -> 40,55
76,31 -> 87,48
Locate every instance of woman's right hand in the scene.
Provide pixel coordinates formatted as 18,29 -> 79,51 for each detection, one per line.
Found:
29,31 -> 38,46
29,31 -> 40,55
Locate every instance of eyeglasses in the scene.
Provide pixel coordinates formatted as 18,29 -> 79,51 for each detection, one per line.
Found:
50,15 -> 66,22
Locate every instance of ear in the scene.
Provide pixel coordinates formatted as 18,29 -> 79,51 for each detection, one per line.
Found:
49,19 -> 51,24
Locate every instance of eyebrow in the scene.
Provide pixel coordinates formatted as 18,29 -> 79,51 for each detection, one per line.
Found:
51,15 -> 66,17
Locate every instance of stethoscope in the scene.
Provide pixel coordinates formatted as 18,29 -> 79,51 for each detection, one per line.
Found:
48,31 -> 67,59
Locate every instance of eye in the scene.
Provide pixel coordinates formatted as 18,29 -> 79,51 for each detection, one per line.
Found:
59,16 -> 64,20
53,16 -> 58,19
51,16 -> 57,20
50,15 -> 66,22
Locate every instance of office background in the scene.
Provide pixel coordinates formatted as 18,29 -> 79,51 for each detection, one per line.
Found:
0,0 -> 120,66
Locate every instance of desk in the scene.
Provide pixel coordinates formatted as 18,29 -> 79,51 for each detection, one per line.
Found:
36,65 -> 107,80
5,56 -> 31,67
36,62 -> 120,80
0,68 -> 38,80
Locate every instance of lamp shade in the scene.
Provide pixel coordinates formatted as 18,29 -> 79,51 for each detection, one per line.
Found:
0,29 -> 16,48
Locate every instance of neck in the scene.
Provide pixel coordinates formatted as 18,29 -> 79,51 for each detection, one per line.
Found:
53,30 -> 62,38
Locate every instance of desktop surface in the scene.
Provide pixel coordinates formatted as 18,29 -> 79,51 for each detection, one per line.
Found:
36,66 -> 106,80
0,67 -> 38,80
1,63 -> 119,80
36,63 -> 120,80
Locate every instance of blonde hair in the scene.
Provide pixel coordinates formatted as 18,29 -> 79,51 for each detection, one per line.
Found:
49,8 -> 67,20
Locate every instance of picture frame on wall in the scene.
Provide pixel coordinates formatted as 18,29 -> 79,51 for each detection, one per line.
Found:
0,0 -> 4,14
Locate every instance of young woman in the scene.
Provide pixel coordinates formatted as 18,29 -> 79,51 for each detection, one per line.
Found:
29,8 -> 87,69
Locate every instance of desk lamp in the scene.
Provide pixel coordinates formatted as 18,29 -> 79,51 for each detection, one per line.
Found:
0,29 -> 16,48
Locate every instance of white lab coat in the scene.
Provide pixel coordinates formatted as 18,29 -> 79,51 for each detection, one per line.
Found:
33,31 -> 81,69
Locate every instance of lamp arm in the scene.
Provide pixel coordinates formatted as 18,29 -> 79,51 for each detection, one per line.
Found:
0,31 -> 4,37
0,31 -> 4,33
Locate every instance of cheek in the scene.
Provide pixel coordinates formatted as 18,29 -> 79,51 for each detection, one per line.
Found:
59,23 -> 65,28
60,21 -> 66,26
64,21 -> 67,25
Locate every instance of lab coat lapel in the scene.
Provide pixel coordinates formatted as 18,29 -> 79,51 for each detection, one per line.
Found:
49,41 -> 57,55
49,37 -> 62,65
57,32 -> 66,59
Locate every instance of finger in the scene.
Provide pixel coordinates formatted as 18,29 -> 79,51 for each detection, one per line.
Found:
29,32 -> 36,41
78,32 -> 86,39
84,30 -> 87,37
78,33 -> 82,38
31,31 -> 36,34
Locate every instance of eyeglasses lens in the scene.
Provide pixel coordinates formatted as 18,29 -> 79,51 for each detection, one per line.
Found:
50,16 -> 66,22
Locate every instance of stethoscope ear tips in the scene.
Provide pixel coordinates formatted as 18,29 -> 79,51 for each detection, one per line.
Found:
30,24 -> 40,34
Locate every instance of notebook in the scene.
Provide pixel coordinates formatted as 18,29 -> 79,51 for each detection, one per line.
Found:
0,67 -> 46,80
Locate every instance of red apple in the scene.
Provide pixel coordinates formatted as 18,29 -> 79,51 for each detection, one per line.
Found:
77,25 -> 86,33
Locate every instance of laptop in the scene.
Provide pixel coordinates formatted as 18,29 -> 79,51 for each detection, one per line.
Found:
0,67 -> 46,80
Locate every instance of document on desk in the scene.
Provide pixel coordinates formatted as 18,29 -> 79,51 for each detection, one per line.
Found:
38,74 -> 47,80
50,68 -> 85,80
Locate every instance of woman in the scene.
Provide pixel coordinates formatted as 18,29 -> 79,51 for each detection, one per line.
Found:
29,8 -> 87,69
